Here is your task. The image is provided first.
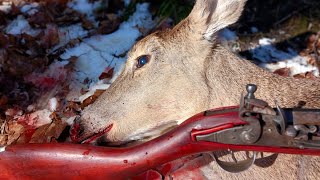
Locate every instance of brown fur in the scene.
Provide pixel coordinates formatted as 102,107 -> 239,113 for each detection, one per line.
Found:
78,0 -> 320,178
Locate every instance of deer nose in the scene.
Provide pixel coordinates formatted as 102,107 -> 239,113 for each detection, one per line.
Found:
70,117 -> 114,144
70,117 -> 85,143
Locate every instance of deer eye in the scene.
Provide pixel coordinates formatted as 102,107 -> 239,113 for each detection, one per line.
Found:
136,55 -> 150,68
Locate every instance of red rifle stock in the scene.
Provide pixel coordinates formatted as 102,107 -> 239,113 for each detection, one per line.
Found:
0,106 -> 320,180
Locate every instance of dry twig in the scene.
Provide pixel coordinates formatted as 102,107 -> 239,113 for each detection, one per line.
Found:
313,32 -> 320,72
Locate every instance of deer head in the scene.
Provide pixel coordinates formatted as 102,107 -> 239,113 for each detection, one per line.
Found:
72,0 -> 320,145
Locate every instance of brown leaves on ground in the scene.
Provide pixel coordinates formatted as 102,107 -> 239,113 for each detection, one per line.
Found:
97,14 -> 120,34
81,90 -> 106,108
273,68 -> 291,77
0,118 -> 67,146
300,32 -> 320,70
29,118 -> 67,143
0,121 -> 25,146
81,67 -> 115,108
0,0 -> 123,145
274,32 -> 320,79
40,24 -> 60,49
293,72 -> 317,80
99,67 -> 114,80
274,67 -> 317,80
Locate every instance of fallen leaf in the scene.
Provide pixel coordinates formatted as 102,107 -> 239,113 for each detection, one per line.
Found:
28,11 -> 53,27
273,68 -> 290,77
81,17 -> 95,30
305,72 -> 317,80
63,101 -> 81,118
99,67 -> 114,80
29,119 -> 67,143
40,24 -> 60,49
293,73 -> 306,79
6,122 -> 25,145
81,90 -> 105,108
0,134 -> 8,146
293,72 -> 317,80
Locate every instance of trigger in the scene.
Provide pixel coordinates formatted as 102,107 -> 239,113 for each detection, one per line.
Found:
211,151 -> 257,173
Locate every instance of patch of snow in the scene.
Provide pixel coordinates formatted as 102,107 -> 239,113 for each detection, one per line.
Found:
251,38 -> 293,63
21,2 -> 39,15
30,109 -> 53,127
0,146 -> 5,153
219,28 -> 240,52
260,56 -> 319,76
219,28 -> 237,41
0,2 -> 12,13
78,83 -> 111,102
48,98 -> 58,112
17,109 -> 53,128
259,38 -> 275,46
27,105 -> 35,112
5,109 -> 23,117
42,60 -> 69,79
25,60 -> 70,89
68,0 -> 100,21
5,15 -> 40,37
123,3 -> 156,29
59,24 -> 88,42
66,116 -> 77,126
251,45 -> 293,63
61,3 -> 155,101
252,37 -> 319,77
50,24 -> 88,53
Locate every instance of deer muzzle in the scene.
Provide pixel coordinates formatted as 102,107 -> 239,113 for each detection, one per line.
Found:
70,117 -> 114,144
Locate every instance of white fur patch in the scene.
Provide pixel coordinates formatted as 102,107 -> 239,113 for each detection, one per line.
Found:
126,120 -> 179,141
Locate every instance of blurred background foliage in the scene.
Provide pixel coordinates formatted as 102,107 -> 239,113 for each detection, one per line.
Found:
124,0 -> 320,34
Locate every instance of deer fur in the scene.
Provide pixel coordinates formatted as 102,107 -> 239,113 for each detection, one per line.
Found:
77,0 -> 320,178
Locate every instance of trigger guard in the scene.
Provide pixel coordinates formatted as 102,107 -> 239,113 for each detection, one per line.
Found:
211,151 -> 257,173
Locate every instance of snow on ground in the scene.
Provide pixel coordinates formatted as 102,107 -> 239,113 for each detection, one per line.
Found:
4,1 -> 155,102
0,2 -> 12,13
17,109 -> 53,127
1,0 -> 155,132
61,3 -> 155,101
220,32 -> 319,77
24,60 -> 70,89
68,0 -> 100,22
5,15 -> 40,36
219,28 -> 241,52
21,2 -> 39,15
252,38 -> 319,76
51,24 -> 89,53
219,28 -> 237,41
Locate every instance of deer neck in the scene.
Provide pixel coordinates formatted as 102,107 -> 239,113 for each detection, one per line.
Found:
204,45 -> 320,109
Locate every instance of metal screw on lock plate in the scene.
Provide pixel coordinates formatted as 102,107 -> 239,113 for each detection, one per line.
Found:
244,84 -> 257,109
245,84 -> 257,100
241,131 -> 257,143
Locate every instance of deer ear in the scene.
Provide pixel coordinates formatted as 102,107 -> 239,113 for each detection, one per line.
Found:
188,0 -> 247,40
